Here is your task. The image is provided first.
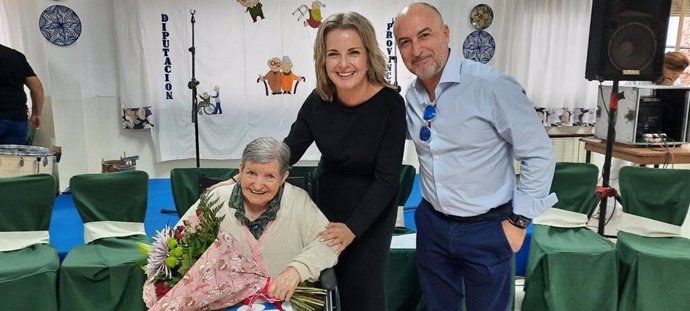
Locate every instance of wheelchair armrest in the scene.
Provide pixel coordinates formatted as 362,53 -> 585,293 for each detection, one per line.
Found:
318,267 -> 337,291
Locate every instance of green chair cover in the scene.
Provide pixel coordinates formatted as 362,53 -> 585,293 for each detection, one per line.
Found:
617,166 -> 690,311
287,166 -> 319,201
170,167 -> 238,216
59,171 -> 150,311
0,174 -> 59,311
386,227 -> 426,311
523,162 -> 618,311
396,164 -> 416,208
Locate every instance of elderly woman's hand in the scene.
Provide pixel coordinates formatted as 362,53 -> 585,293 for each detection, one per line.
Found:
268,266 -> 301,301
319,222 -> 355,254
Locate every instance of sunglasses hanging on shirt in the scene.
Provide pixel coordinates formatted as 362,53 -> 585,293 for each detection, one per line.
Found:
420,104 -> 437,142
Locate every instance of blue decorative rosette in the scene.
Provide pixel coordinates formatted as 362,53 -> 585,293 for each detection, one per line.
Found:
462,30 -> 495,64
39,5 -> 82,46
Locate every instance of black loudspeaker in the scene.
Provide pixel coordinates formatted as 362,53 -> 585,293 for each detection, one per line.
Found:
585,0 -> 672,81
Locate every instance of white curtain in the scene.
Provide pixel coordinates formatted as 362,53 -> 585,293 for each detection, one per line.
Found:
494,0 -> 598,110
0,0 -> 18,48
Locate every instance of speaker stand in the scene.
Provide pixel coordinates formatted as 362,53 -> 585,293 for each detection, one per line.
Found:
596,80 -> 619,236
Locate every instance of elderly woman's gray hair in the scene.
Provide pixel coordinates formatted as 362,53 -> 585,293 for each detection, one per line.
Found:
241,137 -> 291,174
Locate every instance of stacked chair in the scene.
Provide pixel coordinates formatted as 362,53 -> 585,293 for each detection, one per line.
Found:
616,166 -> 690,311
0,174 -> 59,311
170,167 -> 238,216
59,170 -> 150,311
523,162 -> 618,311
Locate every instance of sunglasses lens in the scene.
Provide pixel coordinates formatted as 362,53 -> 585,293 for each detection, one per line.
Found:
423,105 -> 437,121
420,126 -> 431,142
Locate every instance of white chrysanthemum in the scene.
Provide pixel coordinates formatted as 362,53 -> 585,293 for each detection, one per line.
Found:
145,225 -> 173,280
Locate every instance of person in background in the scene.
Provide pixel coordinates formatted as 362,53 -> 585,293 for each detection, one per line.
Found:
658,51 -> 689,86
0,44 -> 44,145
621,51 -> 690,87
393,3 -> 557,310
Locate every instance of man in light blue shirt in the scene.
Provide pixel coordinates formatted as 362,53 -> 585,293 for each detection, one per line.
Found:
394,3 -> 557,310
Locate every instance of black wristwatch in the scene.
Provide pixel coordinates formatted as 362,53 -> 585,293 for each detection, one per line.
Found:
508,213 -> 532,229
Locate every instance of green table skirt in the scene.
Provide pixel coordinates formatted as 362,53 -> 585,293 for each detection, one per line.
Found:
617,231 -> 690,311
386,247 -> 426,311
523,225 -> 617,311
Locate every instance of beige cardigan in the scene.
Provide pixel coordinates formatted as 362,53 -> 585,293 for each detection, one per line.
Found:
178,183 -> 338,282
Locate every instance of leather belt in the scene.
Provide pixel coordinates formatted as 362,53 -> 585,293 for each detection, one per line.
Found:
428,200 -> 512,222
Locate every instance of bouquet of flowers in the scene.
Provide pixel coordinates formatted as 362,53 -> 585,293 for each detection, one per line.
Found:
139,192 -> 327,311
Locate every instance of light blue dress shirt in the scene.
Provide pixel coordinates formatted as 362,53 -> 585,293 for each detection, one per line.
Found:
405,52 -> 557,219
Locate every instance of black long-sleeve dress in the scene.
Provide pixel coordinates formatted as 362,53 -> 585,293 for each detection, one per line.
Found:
284,86 -> 406,311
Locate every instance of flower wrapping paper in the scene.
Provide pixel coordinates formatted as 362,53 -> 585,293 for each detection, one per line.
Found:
143,230 -> 268,311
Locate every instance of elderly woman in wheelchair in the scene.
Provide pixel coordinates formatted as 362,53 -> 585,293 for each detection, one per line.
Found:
178,137 -> 338,304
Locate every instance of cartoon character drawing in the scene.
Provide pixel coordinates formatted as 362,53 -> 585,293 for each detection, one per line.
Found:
198,91 -> 215,115
258,57 -> 283,95
237,0 -> 264,23
292,1 -> 325,28
256,56 -> 306,96
280,56 -> 305,94
211,85 -> 222,114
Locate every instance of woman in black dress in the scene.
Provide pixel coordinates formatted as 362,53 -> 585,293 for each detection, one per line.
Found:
283,12 -> 406,311
210,11 -> 405,310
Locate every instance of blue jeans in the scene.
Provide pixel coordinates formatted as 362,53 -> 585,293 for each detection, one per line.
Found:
0,119 -> 28,145
415,199 -> 513,311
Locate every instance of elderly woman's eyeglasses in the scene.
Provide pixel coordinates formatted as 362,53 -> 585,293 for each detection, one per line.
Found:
420,104 -> 437,142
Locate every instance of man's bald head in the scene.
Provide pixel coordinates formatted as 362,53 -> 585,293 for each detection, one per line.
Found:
395,2 -> 444,29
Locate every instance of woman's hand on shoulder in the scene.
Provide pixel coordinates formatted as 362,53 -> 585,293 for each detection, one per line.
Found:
268,266 -> 301,301
319,222 -> 355,254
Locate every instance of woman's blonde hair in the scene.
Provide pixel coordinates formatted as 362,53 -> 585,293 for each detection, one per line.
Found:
664,51 -> 690,72
313,12 -> 392,101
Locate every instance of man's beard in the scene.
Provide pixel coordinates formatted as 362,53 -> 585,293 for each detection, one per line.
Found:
413,60 -> 442,81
